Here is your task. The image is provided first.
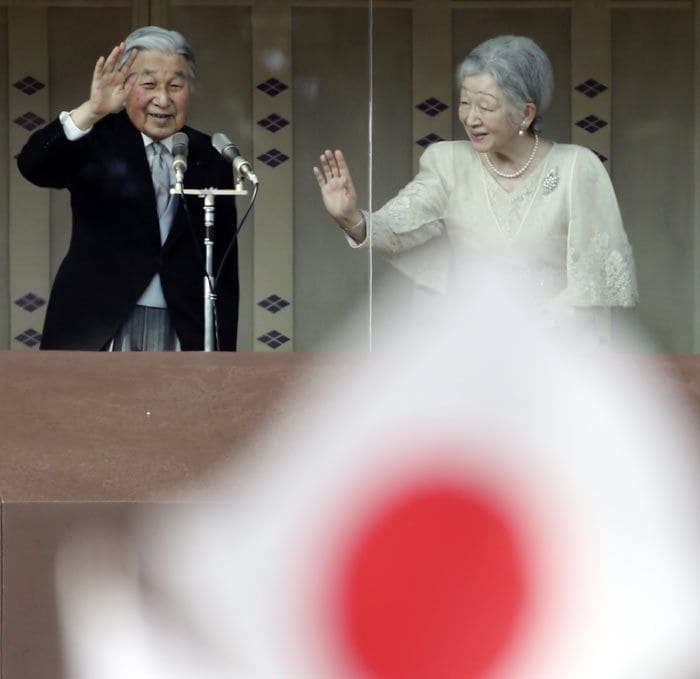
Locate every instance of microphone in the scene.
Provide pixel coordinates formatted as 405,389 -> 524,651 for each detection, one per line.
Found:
172,131 -> 188,189
212,133 -> 259,185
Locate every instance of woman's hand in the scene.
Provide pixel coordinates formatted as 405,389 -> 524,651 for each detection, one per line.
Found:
314,149 -> 366,242
71,43 -> 139,130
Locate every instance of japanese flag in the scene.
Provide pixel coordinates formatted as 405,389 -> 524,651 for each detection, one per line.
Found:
57,264 -> 700,679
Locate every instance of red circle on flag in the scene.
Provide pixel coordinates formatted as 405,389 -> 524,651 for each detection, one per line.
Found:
335,481 -> 528,678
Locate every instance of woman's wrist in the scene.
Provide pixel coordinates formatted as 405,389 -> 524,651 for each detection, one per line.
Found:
340,212 -> 366,242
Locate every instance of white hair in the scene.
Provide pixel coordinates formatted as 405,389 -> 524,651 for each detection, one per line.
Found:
457,35 -> 554,133
120,25 -> 196,80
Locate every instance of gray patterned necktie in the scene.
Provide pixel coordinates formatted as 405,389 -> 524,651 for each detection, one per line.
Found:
148,142 -> 171,217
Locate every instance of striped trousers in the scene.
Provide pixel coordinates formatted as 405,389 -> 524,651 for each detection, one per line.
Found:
106,305 -> 181,352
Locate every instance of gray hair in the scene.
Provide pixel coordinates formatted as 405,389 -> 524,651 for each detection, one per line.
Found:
120,25 -> 196,80
456,35 -> 553,133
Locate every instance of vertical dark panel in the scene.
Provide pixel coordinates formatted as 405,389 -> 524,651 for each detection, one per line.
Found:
612,8 -> 693,352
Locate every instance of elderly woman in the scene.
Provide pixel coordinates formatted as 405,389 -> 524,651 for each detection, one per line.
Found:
314,35 -> 637,327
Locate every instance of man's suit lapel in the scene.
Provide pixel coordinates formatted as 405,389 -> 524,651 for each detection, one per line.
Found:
113,111 -> 162,231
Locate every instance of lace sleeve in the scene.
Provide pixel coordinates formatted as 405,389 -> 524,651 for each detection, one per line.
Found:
365,142 -> 451,257
566,147 -> 638,308
343,143 -> 454,293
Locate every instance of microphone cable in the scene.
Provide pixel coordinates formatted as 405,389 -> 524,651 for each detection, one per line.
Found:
214,180 -> 258,288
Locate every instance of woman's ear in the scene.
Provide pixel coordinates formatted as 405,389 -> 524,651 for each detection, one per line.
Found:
522,102 -> 537,129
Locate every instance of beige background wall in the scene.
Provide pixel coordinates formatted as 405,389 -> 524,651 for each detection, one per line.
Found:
0,8 -> 9,350
612,6 -> 694,353
0,0 -> 697,352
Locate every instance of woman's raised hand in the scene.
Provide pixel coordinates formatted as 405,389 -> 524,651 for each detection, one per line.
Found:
314,149 -> 366,241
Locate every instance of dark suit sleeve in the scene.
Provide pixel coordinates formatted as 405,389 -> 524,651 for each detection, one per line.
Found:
17,117 -> 89,189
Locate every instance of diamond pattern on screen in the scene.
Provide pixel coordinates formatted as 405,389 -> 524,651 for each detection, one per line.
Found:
416,97 -> 449,117
257,148 -> 289,168
574,79 -> 608,98
13,76 -> 45,95
257,113 -> 290,133
14,292 -> 46,312
256,78 -> 289,97
257,330 -> 290,349
574,115 -> 608,133
14,112 -> 45,131
416,133 -> 445,148
15,329 -> 42,347
258,294 -> 291,314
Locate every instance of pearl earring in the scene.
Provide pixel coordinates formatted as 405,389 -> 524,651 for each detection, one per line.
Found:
518,127 -> 525,136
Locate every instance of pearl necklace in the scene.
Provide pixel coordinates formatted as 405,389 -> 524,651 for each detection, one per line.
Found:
484,133 -> 539,179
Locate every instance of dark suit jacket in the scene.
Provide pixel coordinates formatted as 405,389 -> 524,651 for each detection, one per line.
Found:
17,110 -> 239,350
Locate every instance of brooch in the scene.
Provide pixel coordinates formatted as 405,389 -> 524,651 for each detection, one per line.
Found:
542,168 -> 559,194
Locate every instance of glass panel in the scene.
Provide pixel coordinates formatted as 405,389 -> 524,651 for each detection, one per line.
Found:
612,7 -> 693,353
0,7 -> 9,348
48,6 -> 134,282
291,3 -> 374,351
8,4 -> 134,351
157,3 -> 257,350
162,0 -> 373,351
368,6 -> 574,343
366,5 -> 698,354
11,3 -> 697,353
367,1 -> 415,347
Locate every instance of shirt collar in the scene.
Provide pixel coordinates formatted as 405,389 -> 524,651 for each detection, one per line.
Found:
142,133 -> 175,153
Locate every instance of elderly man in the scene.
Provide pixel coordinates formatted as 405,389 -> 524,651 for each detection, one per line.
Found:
17,26 -> 239,350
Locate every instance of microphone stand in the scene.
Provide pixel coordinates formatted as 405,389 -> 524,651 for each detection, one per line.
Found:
171,182 -> 247,351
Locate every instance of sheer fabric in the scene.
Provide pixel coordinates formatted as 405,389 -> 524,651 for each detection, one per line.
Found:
354,141 -> 638,311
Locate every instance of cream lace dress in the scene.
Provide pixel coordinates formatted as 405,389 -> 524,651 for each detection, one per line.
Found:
353,140 -> 638,311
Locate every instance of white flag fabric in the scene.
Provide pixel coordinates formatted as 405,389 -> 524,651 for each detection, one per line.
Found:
57,264 -> 700,679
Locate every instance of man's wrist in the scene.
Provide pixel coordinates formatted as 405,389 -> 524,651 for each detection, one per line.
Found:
60,110 -> 92,141
68,102 -> 103,131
